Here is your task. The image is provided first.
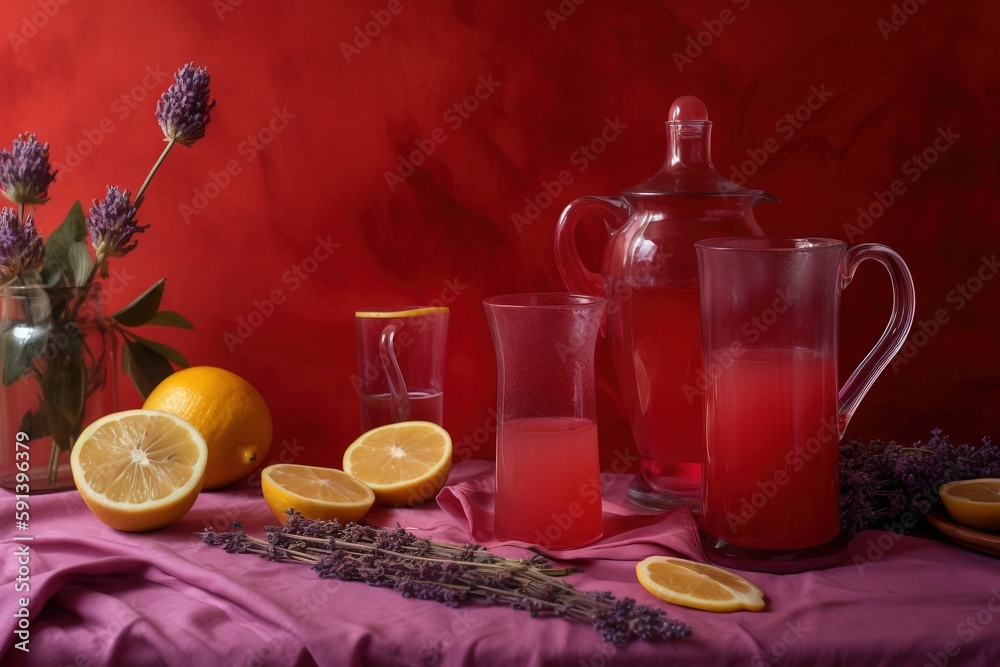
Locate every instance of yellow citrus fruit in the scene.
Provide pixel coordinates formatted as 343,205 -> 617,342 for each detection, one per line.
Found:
143,366 -> 272,490
342,421 -> 452,506
70,409 -> 207,532
636,556 -> 766,612
261,464 -> 375,523
939,478 -> 1000,531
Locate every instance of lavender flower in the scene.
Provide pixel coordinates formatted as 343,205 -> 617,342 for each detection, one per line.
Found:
155,63 -> 215,147
87,186 -> 148,260
0,208 -> 45,281
202,515 -> 693,645
839,429 -> 1000,536
0,133 -> 57,206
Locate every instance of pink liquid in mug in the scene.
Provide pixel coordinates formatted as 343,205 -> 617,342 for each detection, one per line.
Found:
361,391 -> 443,431
495,417 -> 603,549
700,349 -> 841,551
621,287 -> 704,493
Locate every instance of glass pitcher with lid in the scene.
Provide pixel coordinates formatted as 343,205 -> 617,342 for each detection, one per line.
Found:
554,95 -> 776,511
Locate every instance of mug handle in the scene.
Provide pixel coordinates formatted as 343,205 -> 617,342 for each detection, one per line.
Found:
379,323 -> 410,423
837,244 -> 916,437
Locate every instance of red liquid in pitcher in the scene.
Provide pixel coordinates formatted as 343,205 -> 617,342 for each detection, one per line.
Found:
624,287 -> 704,494
700,349 -> 841,551
495,417 -> 603,549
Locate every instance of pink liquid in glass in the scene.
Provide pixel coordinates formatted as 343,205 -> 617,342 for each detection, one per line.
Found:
361,391 -> 443,431
701,349 -> 841,550
495,417 -> 603,549
620,287 -> 703,493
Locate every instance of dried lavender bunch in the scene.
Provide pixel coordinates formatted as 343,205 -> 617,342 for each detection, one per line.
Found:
201,514 -> 692,646
839,429 -> 1000,537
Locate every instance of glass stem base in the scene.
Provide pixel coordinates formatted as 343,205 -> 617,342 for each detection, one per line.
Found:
625,457 -> 702,512
701,531 -> 849,574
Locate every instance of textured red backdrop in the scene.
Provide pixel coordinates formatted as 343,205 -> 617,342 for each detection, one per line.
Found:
1,0 -> 997,473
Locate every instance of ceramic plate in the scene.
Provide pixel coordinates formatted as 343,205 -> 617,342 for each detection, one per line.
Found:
926,507 -> 1000,557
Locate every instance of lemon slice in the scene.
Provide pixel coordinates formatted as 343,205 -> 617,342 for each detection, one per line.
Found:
636,556 -> 766,612
343,421 -> 452,506
939,478 -> 1000,531
354,307 -> 449,319
70,410 -> 208,532
261,464 -> 375,523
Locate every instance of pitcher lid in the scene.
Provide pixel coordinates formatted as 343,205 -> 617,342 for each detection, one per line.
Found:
622,95 -> 776,201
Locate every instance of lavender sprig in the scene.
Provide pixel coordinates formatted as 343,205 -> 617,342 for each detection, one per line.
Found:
0,133 -> 57,214
87,186 -> 149,267
135,63 -> 216,209
201,514 -> 692,646
839,429 -> 1000,537
0,207 -> 44,281
155,62 -> 215,148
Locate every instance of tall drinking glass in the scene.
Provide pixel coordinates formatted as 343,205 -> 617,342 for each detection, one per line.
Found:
696,238 -> 915,572
484,294 -> 604,549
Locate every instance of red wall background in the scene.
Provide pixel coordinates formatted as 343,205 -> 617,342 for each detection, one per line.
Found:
1,0 -> 997,472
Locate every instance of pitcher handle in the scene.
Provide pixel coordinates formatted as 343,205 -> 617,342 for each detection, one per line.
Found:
554,196 -> 629,297
837,244 -> 916,437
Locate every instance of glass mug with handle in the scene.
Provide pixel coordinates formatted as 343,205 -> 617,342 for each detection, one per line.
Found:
695,238 -> 915,572
355,307 -> 448,432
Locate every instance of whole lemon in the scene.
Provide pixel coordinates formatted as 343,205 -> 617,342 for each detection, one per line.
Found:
143,366 -> 272,490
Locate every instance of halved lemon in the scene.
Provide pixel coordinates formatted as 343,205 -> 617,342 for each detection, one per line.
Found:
939,478 -> 1000,531
342,421 -> 452,506
636,556 -> 766,612
70,410 -> 208,532
261,464 -> 375,523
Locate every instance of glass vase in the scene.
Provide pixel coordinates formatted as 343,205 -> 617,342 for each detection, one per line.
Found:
0,283 -> 119,492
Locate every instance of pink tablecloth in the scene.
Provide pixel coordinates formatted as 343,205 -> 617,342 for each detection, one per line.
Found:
2,460 -> 999,666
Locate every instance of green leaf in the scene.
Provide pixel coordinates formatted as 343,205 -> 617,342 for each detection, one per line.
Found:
112,278 -> 166,327
41,201 -> 87,286
127,333 -> 190,368
145,310 -> 195,329
68,242 -> 93,287
123,339 -> 175,399
19,407 -> 51,441
41,343 -> 87,451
